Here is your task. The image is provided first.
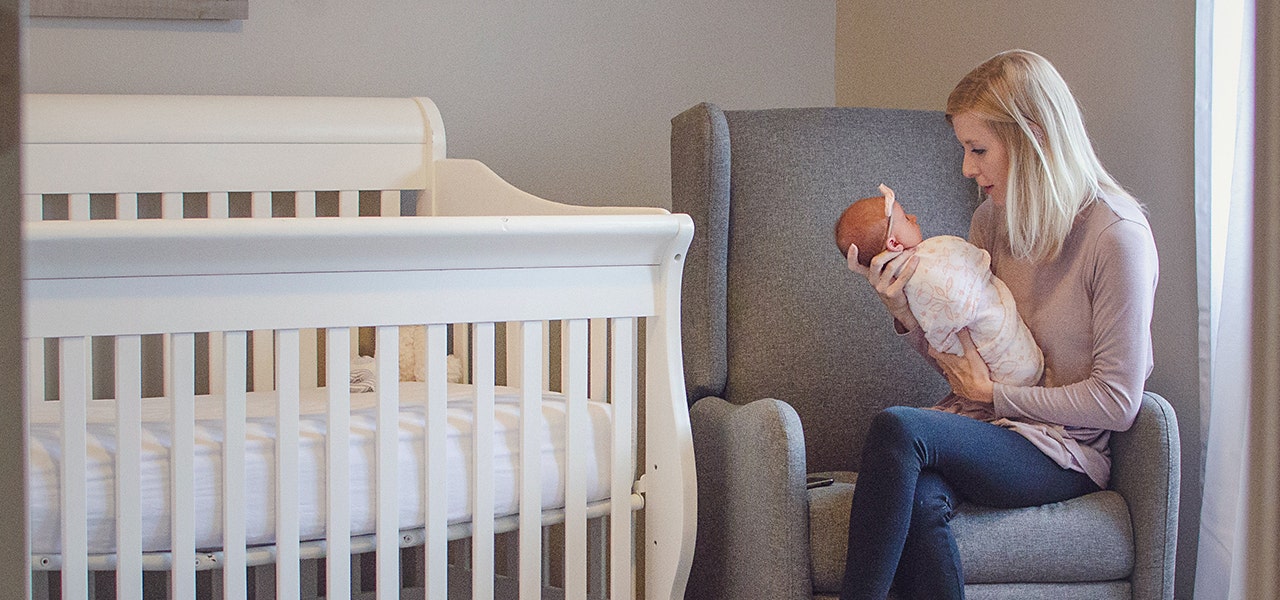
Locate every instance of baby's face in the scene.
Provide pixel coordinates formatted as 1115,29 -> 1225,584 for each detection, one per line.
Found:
889,201 -> 924,249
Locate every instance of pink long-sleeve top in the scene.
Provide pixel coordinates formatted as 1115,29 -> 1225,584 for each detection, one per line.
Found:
912,193 -> 1159,488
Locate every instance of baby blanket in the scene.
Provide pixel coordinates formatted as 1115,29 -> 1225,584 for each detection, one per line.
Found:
904,235 -> 1043,387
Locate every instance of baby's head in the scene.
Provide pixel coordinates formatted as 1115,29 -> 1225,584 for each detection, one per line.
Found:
834,185 -> 924,268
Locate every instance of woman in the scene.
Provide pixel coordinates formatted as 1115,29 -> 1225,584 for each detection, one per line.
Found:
839,49 -> 1159,600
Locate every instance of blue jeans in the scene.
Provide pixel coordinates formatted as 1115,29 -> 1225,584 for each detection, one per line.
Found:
839,406 -> 1100,600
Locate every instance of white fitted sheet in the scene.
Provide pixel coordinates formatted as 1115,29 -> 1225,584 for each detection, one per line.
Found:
27,382 -> 615,555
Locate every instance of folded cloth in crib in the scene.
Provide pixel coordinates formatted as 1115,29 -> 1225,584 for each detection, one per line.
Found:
350,356 -> 377,393
27,382 -> 614,554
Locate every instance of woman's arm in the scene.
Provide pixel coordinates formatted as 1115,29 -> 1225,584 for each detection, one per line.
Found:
992,218 -> 1158,431
931,330 -> 994,402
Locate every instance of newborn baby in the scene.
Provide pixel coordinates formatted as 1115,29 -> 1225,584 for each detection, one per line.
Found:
835,184 -> 1043,387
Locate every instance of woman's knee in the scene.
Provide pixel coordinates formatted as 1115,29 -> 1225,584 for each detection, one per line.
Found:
860,407 -> 936,469
868,406 -> 930,444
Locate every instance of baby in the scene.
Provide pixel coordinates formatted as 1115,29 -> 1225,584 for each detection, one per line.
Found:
834,184 -> 1043,388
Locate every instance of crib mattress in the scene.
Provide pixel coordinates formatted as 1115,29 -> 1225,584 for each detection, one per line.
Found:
28,382 -> 614,555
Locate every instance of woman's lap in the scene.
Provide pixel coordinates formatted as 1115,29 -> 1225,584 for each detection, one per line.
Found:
840,406 -> 1099,600
869,406 -> 1099,507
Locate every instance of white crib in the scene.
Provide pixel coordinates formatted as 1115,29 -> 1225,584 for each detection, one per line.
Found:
20,94 -> 696,600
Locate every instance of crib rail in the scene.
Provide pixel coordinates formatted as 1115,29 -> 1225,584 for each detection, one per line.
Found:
31,497 -> 644,573
23,214 -> 694,600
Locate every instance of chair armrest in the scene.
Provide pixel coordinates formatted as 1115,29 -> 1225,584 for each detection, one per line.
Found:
685,396 -> 813,600
1108,391 -> 1180,600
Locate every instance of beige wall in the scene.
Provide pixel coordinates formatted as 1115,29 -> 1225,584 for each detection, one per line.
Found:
22,2 -> 836,210
837,2 -> 1200,597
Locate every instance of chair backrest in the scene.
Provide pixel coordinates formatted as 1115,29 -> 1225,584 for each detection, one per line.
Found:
671,103 -> 980,472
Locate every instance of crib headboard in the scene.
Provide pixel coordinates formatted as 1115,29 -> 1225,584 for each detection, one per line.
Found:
22,93 -> 664,219
23,95 -> 442,219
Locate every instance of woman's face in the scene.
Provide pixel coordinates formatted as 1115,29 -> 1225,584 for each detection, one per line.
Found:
951,112 -> 1011,206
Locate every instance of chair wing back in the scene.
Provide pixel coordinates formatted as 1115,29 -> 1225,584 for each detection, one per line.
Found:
672,103 -> 980,472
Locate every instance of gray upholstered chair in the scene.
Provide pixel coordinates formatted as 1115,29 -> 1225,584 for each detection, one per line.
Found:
670,103 -> 1179,600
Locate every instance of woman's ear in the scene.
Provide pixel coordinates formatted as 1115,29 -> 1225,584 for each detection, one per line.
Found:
886,235 -> 905,253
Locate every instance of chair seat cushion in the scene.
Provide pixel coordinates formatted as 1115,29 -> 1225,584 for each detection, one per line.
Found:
808,472 -> 1134,593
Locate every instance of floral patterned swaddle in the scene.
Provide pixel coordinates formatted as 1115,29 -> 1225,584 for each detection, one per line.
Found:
904,235 -> 1043,387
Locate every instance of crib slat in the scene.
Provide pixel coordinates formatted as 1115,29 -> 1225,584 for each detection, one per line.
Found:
115,335 -> 143,600
251,191 -> 271,219
339,190 -> 359,217
275,329 -> 302,599
223,331 -> 248,599
472,323 -> 497,600
154,180 -> 179,407
25,337 -> 42,406
610,318 -> 636,600
24,193 -> 42,221
116,194 -> 138,220
517,321 -> 543,600
563,319 -> 589,600
380,190 -> 399,217
170,332 -> 197,599
505,319 -> 551,390
373,326 -> 400,600
326,327 -> 353,600
59,336 -> 90,599
423,324 -> 449,599
69,193 -> 90,221
162,192 -> 183,220
208,192 -> 230,219
296,191 -> 317,219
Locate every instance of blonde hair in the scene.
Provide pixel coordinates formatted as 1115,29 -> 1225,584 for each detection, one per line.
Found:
946,49 -> 1136,261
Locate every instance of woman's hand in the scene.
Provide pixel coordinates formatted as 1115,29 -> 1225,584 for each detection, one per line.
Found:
928,329 -> 995,403
866,250 -> 921,332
